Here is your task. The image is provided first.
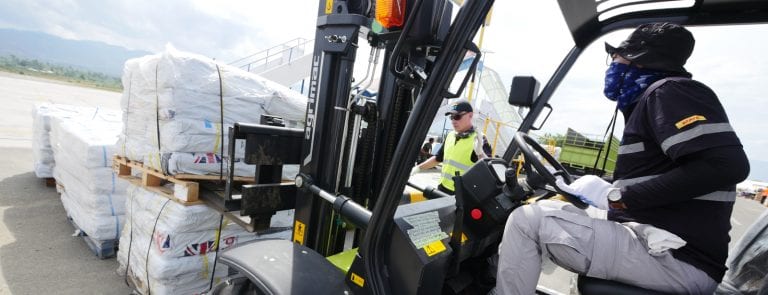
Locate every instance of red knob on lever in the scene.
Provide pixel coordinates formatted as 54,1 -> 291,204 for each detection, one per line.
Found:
470,208 -> 483,220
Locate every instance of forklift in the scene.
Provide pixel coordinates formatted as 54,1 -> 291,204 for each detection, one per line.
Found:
206,0 -> 768,294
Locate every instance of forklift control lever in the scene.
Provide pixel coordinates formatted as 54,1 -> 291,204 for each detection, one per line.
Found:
407,181 -> 452,199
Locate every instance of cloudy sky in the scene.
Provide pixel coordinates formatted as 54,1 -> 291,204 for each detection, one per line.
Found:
477,1 -> 768,168
0,0 -> 318,62
1,0 -> 766,176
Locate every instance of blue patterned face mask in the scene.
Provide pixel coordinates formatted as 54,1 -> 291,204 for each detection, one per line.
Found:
604,62 -> 668,111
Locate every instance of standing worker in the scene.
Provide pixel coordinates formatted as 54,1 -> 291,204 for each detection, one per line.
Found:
419,137 -> 435,163
412,99 -> 491,195
495,23 -> 750,294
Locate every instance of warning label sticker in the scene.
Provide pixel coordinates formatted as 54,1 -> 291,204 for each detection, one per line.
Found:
404,211 -> 448,249
293,220 -> 306,245
424,240 -> 447,257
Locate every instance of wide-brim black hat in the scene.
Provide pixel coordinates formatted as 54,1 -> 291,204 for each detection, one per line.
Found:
605,23 -> 695,73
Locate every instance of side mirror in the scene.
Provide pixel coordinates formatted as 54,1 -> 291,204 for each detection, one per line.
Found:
508,76 -> 540,107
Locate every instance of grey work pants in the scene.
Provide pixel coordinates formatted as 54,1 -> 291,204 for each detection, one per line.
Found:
495,200 -> 717,294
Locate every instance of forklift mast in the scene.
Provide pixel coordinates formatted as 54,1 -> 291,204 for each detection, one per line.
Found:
284,0 -> 493,293
294,0 -> 494,292
294,0 -> 471,258
292,0 -> 368,256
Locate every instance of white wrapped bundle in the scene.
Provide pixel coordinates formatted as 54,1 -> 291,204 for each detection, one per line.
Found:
117,45 -> 307,177
53,152 -> 129,194
164,152 -> 249,177
121,49 -> 306,124
50,112 -> 122,167
117,185 -> 293,294
32,104 -> 107,177
157,119 -> 250,156
161,152 -> 299,180
54,167 -> 127,216
126,185 -> 232,231
123,185 -> 292,236
49,108 -> 126,241
119,211 -> 291,261
62,191 -> 125,241
121,250 -> 230,295
118,55 -> 156,161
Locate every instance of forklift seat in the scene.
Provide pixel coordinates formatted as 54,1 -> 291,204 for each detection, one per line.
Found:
577,275 -> 672,295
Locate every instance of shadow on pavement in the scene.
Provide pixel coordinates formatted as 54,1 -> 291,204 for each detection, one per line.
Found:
0,147 -> 131,294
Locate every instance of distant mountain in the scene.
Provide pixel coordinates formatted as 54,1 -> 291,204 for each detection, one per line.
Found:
0,28 -> 149,77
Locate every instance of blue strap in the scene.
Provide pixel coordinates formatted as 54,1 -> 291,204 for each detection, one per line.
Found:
107,172 -> 119,240
114,215 -> 121,240
102,146 -> 108,167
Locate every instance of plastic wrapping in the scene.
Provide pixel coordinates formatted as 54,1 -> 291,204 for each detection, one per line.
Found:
50,112 -> 122,166
54,167 -> 127,216
117,46 -> 307,178
162,152 -> 299,180
62,191 -> 125,241
49,108 -> 126,241
121,246 -> 232,295
117,185 -> 293,295
52,149 -> 129,194
32,104 -> 110,177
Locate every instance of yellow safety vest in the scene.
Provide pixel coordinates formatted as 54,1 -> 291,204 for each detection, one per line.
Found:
440,131 -> 477,192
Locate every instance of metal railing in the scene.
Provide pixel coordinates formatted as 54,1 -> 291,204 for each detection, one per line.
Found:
563,129 -> 613,150
228,38 -> 314,74
481,116 -> 519,156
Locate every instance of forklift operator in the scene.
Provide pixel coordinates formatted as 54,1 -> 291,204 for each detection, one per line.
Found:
495,23 -> 750,294
411,100 -> 491,195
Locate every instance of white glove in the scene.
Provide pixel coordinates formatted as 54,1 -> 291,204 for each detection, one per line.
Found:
623,222 -> 686,256
474,135 -> 488,159
555,175 -> 611,210
410,166 -> 421,176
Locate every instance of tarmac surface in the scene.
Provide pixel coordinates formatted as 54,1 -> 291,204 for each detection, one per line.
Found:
0,71 -> 765,294
0,72 -> 129,294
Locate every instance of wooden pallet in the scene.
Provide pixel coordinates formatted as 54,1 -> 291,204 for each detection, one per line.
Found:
113,156 -> 254,206
113,156 -> 206,205
68,217 -> 118,259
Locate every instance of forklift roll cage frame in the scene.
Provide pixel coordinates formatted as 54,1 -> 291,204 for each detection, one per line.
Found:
362,0 -> 767,293
219,0 -> 768,293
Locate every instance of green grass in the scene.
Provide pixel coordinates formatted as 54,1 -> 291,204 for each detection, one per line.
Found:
0,55 -> 122,92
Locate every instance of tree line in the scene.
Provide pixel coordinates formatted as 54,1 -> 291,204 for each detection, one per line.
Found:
0,55 -> 122,91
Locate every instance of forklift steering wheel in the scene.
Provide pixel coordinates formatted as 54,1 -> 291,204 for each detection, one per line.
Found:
513,132 -> 589,209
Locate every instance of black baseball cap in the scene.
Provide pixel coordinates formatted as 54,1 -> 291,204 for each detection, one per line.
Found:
605,22 -> 695,73
445,99 -> 473,115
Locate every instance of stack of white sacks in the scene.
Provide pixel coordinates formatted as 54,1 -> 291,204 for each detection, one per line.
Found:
117,46 -> 307,177
48,106 -> 128,242
117,184 -> 293,294
32,104 -> 101,178
115,47 -> 303,294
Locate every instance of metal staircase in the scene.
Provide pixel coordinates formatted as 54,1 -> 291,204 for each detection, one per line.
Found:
228,38 -> 314,87
457,58 -> 523,157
